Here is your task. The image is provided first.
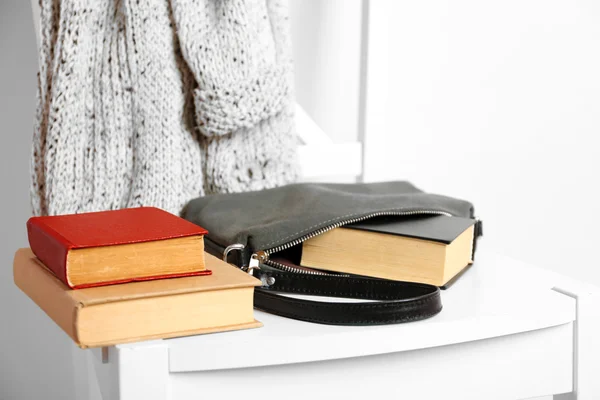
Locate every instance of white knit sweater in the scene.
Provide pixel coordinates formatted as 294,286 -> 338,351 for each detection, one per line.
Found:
31,0 -> 299,216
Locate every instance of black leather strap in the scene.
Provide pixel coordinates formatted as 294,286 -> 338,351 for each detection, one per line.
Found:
252,270 -> 442,325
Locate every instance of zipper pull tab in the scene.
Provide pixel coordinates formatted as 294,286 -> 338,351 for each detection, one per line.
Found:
248,252 -> 277,286
247,253 -> 262,276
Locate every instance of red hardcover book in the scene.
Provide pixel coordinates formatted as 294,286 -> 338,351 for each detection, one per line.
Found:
26,207 -> 210,289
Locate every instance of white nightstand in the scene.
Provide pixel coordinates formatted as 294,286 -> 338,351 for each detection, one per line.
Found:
76,247 -> 599,400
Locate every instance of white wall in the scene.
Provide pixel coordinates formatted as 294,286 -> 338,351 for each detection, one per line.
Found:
0,1 -> 79,400
290,0 -> 363,144
291,0 -> 600,286
363,0 -> 600,284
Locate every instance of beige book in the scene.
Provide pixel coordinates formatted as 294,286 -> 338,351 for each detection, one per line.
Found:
13,248 -> 262,348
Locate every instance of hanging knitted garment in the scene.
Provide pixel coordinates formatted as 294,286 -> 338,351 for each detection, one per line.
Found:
31,0 -> 299,216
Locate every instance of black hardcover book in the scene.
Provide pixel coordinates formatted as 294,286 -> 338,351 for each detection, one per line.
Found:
346,215 -> 476,244
302,214 -> 477,287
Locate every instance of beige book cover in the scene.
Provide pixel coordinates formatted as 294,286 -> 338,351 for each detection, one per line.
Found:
13,248 -> 262,348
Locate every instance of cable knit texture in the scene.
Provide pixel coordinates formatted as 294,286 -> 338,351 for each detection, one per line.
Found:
31,0 -> 299,216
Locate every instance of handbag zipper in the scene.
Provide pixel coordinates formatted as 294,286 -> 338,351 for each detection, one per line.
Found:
252,250 -> 342,276
253,209 -> 454,275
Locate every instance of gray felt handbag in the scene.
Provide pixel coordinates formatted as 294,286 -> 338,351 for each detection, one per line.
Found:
182,181 -> 482,326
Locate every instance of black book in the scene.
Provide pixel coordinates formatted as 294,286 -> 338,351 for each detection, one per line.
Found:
301,215 -> 476,287
347,215 -> 476,244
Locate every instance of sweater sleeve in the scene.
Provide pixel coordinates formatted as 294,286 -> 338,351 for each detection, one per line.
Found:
31,0 -> 206,216
171,0 -> 300,194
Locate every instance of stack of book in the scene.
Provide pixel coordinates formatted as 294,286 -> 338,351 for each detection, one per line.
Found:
14,207 -> 261,348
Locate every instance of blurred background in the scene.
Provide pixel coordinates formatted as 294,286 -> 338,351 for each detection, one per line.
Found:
1,0 -> 599,398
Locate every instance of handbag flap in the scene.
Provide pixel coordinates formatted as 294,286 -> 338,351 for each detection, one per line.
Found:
182,181 -> 475,254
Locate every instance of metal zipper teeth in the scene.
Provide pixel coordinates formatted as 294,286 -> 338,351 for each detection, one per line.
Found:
264,259 -> 345,276
262,209 -> 453,275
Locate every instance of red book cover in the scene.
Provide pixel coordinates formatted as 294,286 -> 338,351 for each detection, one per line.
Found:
26,207 -> 210,289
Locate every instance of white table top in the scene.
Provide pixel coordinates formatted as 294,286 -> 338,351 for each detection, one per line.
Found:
118,247 -> 576,372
